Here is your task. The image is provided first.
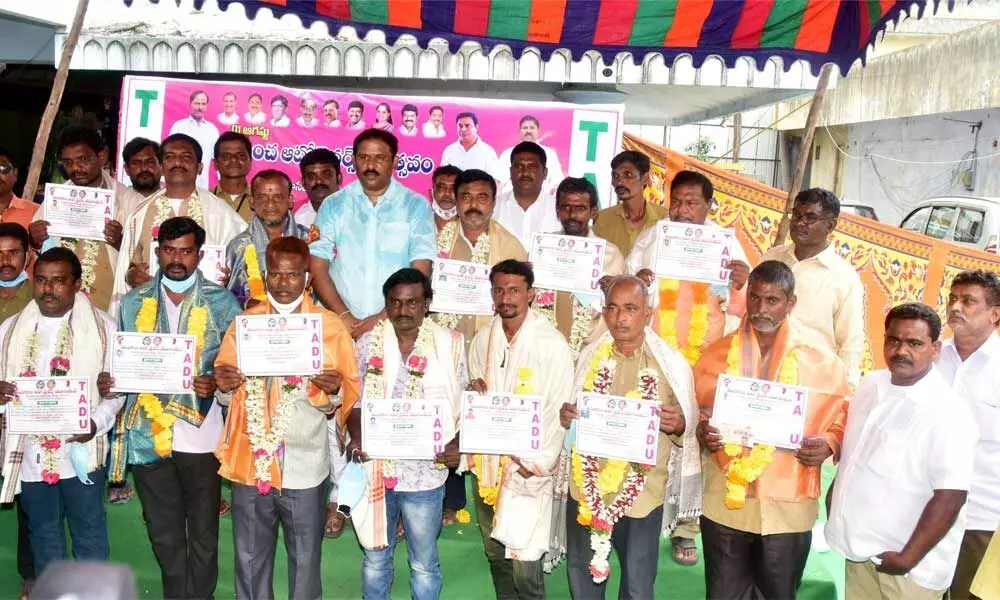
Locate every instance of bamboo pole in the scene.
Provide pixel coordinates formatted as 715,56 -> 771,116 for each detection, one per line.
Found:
772,62 -> 835,248
21,0 -> 91,204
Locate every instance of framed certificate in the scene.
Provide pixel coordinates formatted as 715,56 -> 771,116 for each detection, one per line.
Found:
236,314 -> 323,376
575,392 -> 661,464
430,258 -> 494,316
7,377 -> 91,435
711,374 -> 808,450
458,391 -> 542,456
43,183 -> 115,242
529,233 -> 607,295
653,221 -> 734,285
148,242 -> 227,285
361,399 -> 445,460
110,332 -> 197,395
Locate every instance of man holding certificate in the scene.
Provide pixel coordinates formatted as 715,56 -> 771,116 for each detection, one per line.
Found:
464,259 -> 573,599
111,216 -> 241,600
0,248 -> 124,577
343,267 -> 466,600
693,261 -> 850,599
554,275 -> 701,598
433,169 -> 526,346
224,169 -> 308,307
214,237 -> 359,600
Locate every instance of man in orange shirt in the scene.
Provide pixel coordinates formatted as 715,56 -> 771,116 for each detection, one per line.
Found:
0,148 -> 33,229
694,260 -> 850,599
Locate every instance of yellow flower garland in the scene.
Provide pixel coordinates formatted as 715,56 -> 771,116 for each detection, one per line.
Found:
243,244 -> 266,302
472,367 -> 533,507
657,278 -> 711,367
720,333 -> 798,509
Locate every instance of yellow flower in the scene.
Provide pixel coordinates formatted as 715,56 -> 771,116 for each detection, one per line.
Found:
724,443 -> 743,457
244,244 -> 266,301
455,509 -> 471,525
577,502 -> 593,526
136,298 -> 158,333
597,459 -> 628,495
186,306 -> 209,372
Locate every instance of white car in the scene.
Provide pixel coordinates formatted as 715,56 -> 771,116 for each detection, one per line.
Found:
900,196 -> 1000,253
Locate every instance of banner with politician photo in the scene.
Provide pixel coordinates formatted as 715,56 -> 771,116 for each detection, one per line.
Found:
117,74 -> 625,209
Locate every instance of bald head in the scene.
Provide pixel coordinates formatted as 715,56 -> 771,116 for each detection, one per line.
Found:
605,275 -> 648,307
602,276 -> 652,346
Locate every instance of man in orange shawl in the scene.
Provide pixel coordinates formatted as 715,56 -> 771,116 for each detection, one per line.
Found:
214,237 -> 359,600
694,260 -> 849,599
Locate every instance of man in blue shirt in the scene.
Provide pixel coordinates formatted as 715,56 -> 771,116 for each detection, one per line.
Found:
309,129 -> 436,340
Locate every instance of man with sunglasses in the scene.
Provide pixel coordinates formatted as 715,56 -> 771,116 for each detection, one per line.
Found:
761,188 -> 864,388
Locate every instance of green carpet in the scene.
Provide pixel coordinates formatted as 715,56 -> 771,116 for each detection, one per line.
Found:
0,468 -> 844,599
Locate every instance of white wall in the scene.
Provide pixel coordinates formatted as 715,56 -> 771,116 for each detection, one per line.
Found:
840,108 -> 1000,224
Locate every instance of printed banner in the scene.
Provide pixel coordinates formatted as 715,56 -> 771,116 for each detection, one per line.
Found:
118,75 -> 624,210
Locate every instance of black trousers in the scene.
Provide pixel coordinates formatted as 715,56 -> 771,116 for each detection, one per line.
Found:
701,516 -> 811,600
132,452 -> 221,600
16,495 -> 35,581
443,468 -> 467,511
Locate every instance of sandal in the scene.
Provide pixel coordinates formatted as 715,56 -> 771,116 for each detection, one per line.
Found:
108,481 -> 134,505
671,537 -> 699,567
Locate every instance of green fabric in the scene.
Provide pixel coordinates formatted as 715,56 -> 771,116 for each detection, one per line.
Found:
0,469 -> 847,598
865,0 -> 885,33
760,0 -> 809,48
628,0 -> 679,46
487,0 -> 532,41
349,0 -> 389,25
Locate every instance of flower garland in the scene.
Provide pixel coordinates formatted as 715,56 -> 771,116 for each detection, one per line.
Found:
571,341 -> 657,582
720,333 -> 799,509
20,320 -> 72,484
433,222 -> 491,330
150,194 -> 205,241
568,297 -> 597,361
365,319 -> 434,489
657,278 -> 711,367
58,239 -> 101,295
135,298 -> 210,457
533,290 -> 558,328
472,366 -> 531,507
243,244 -> 266,302
246,374 -> 303,494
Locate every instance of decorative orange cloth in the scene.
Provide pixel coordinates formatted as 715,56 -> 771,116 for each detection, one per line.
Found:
694,320 -> 849,502
214,296 -> 360,490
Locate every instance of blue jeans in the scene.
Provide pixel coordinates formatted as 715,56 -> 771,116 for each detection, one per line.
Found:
20,469 -> 109,576
362,485 -> 445,600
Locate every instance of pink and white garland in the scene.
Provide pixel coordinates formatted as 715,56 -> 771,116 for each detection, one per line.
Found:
20,319 -> 72,485
245,374 -> 303,494
578,350 -> 658,582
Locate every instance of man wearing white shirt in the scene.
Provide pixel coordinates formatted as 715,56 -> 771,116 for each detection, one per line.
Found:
440,112 -> 500,179
935,270 -> 1000,599
494,142 -> 561,249
295,149 -> 342,230
826,303 -> 976,600
217,91 -> 239,126
347,101 -> 366,130
270,95 -> 291,128
168,90 -> 219,189
497,116 -> 564,189
296,96 -> 319,128
422,106 -> 446,138
398,104 -> 419,137
323,99 -> 342,128
244,94 -> 266,125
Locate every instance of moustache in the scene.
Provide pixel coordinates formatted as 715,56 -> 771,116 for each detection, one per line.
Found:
749,314 -> 775,324
165,263 -> 187,272
363,169 -> 380,177
889,356 -> 913,366
464,209 -> 484,218
40,294 -> 58,303
948,312 -> 965,321
614,187 -> 629,196
310,184 -> 330,192
169,166 -> 188,173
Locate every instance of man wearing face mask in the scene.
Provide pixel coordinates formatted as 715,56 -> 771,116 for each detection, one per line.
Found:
694,261 -> 850,599
225,170 -> 308,308
294,149 -> 342,230
430,165 -> 461,232
215,236 -> 359,600
433,169 -> 526,348
112,133 -> 246,317
121,137 -> 162,199
111,217 -> 241,600
494,142 -> 561,249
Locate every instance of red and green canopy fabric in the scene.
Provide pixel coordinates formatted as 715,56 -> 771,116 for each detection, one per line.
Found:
129,0 -> 948,75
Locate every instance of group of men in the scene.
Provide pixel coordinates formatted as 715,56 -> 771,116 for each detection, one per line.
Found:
0,119 -> 996,600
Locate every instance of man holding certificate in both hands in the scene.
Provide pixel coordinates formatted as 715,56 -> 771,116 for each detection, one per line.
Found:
0,248 -> 124,576
463,259 -> 573,600
343,267 -> 466,600
111,216 -> 241,600
554,275 -> 701,599
693,261 -> 850,599
214,236 -> 359,600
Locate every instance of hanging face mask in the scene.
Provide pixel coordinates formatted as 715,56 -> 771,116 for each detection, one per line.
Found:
0,270 -> 28,288
267,290 -> 305,315
161,271 -> 197,294
337,457 -> 369,518
69,442 -> 94,485
432,201 -> 458,221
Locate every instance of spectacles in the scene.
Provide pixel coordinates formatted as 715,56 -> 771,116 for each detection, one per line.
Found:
790,213 -> 831,226
355,153 -> 392,165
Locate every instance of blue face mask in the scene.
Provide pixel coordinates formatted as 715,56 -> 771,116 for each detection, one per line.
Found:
0,271 -> 27,288
69,442 -> 94,485
161,271 -> 197,294
336,460 -> 369,518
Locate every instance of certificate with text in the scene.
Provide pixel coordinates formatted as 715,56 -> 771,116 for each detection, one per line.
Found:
711,374 -> 808,450
110,332 -> 197,395
7,377 -> 91,435
236,314 -> 323,376
529,233 -> 606,295
575,392 -> 661,464
430,258 -> 494,316
361,399 -> 444,460
43,183 -> 115,242
459,391 -> 542,456
653,221 -> 733,285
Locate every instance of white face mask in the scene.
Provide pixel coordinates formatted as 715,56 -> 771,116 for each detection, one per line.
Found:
432,201 -> 458,220
267,291 -> 304,314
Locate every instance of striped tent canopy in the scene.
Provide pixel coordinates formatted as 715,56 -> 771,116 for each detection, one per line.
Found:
129,0 -> 951,75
